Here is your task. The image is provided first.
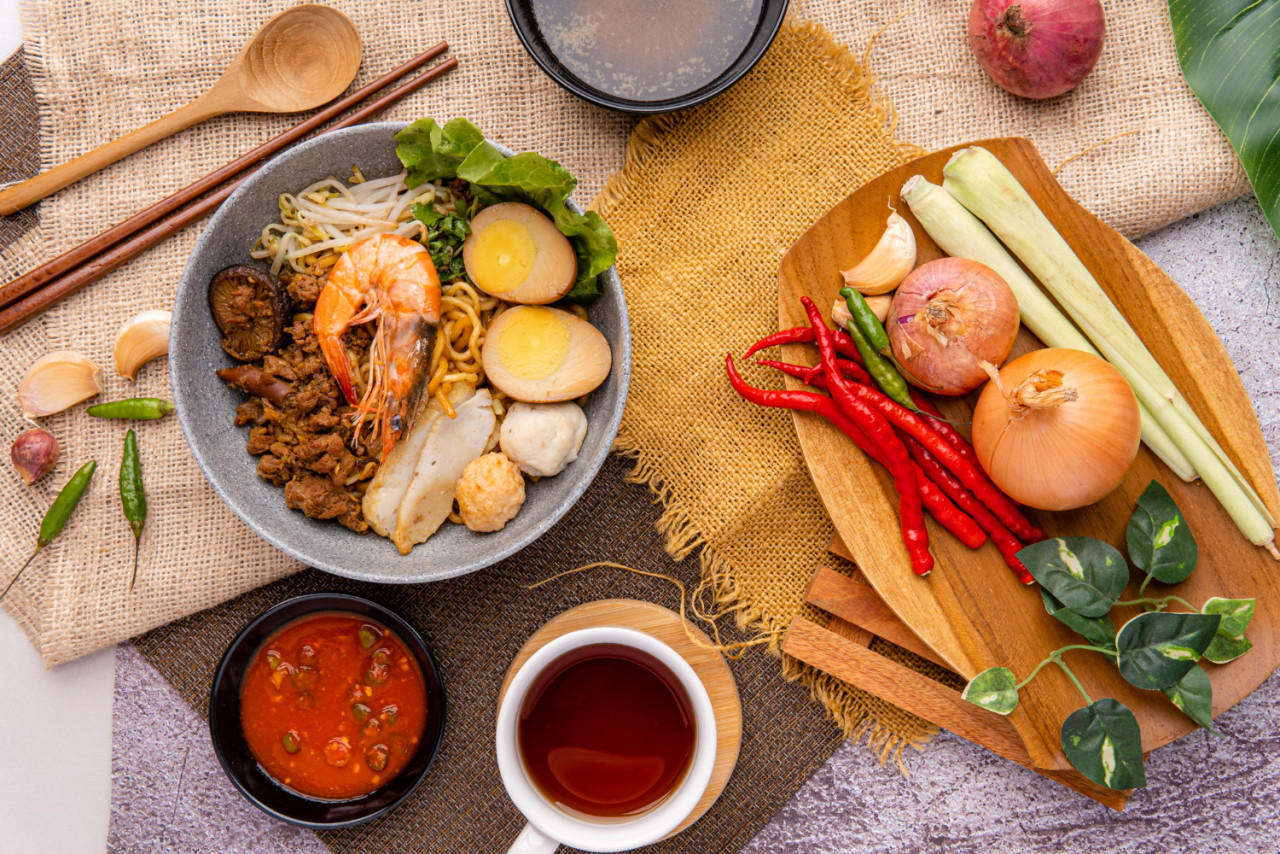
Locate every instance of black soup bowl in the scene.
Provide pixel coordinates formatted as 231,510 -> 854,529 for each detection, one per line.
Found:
209,593 -> 446,828
506,0 -> 790,114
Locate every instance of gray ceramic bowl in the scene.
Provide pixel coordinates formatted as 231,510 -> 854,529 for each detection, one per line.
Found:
171,122 -> 630,583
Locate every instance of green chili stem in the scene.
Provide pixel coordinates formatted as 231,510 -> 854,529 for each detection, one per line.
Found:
1055,659 -> 1094,705
2,460 -> 97,604
0,547 -> 42,603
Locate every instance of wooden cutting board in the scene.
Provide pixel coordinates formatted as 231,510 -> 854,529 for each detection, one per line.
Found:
775,137 -> 1280,771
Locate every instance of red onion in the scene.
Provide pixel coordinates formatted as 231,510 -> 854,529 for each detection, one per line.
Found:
888,258 -> 1020,396
968,0 -> 1106,100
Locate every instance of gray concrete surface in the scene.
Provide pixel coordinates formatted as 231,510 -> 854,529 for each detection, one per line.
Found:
109,196 -> 1280,851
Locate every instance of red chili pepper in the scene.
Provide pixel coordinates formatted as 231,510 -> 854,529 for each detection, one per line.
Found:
726,356 -> 981,554
901,435 -> 1034,584
744,326 -> 863,362
906,388 -> 982,470
790,321 -> 1044,547
743,327 -> 814,360
799,298 -> 933,575
757,355 -> 1042,541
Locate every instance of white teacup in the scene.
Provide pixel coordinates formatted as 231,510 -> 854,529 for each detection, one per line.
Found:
495,627 -> 718,853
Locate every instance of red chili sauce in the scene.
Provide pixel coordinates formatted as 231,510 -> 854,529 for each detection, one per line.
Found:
239,612 -> 428,800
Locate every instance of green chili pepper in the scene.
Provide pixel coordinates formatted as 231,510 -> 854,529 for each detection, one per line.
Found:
87,397 -> 175,420
1,460 -> 97,603
840,287 -> 892,355
841,316 -> 919,412
120,429 -> 147,591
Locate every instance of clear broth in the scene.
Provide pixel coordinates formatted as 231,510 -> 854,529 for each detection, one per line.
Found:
532,0 -> 764,100
517,643 -> 696,817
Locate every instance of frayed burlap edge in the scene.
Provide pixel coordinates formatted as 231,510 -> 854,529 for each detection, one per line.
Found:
595,19 -> 939,768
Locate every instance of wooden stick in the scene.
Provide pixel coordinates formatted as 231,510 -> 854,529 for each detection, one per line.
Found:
0,56 -> 457,334
0,41 -> 449,312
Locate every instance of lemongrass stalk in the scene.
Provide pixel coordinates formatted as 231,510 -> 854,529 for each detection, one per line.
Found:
900,175 -> 1195,481
941,147 -> 1276,553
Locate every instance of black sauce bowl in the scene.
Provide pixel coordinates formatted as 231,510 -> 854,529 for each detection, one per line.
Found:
505,0 -> 790,114
208,593 -> 446,829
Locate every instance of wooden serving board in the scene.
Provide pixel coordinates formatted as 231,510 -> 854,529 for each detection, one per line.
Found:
498,599 -> 742,838
776,138 -> 1280,772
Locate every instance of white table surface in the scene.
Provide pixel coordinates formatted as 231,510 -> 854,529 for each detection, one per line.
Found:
1,9 -> 117,854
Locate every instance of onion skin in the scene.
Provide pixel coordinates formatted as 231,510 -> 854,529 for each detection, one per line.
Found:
972,348 -> 1139,511
888,258 -> 1020,396
968,0 -> 1106,100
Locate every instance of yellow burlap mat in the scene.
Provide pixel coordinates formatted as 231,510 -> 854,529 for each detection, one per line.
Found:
594,20 -> 940,751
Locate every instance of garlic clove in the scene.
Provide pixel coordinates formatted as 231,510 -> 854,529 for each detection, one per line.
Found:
115,309 -> 172,381
841,211 -> 917,295
832,294 -> 894,330
17,351 -> 103,418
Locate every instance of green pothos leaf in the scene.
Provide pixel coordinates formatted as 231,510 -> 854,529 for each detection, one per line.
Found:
1204,632 -> 1254,664
962,667 -> 1019,715
1061,699 -> 1147,790
1116,611 -> 1221,689
1017,537 -> 1128,618
1041,588 -> 1117,650
1161,665 -> 1217,733
1202,597 -> 1256,638
1126,480 -> 1198,584
1169,0 -> 1280,241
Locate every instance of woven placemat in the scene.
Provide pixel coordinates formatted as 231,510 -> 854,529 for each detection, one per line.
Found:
132,454 -> 847,854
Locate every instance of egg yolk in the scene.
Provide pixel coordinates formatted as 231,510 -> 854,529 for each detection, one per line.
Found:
470,219 -> 538,294
497,307 -> 571,380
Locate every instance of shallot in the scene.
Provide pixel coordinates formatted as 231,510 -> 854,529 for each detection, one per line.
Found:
888,258 -> 1020,395
968,0 -> 1106,100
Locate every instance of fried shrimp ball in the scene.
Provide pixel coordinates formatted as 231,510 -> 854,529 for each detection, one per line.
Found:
454,452 -> 526,532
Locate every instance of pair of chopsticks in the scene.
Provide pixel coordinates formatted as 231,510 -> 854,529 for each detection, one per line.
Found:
0,43 -> 458,335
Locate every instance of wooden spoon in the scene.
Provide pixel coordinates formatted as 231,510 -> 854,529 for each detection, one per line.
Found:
0,5 -> 361,215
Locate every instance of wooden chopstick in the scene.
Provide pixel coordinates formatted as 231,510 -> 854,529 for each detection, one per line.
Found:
0,43 -> 453,324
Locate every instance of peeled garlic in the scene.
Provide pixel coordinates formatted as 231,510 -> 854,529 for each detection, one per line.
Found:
841,211 -> 917,295
833,294 -> 893,329
115,310 -> 171,381
17,351 -> 103,418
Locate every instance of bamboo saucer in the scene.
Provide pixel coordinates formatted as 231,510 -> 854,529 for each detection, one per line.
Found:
498,599 -> 743,837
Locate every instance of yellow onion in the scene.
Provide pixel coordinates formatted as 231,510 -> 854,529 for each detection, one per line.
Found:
888,258 -> 1020,395
972,348 -> 1140,511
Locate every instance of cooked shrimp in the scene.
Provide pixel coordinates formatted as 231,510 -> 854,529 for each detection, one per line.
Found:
314,233 -> 442,457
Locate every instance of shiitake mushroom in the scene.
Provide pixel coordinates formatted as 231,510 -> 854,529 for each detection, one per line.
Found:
208,264 -> 289,361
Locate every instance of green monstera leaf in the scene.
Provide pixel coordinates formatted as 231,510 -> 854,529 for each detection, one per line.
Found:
1126,480 -> 1198,584
1169,0 -> 1280,241
1061,699 -> 1147,790
962,666 -> 1019,715
1041,588 -> 1117,650
1116,612 -> 1221,689
1161,665 -> 1217,732
1017,538 -> 1128,618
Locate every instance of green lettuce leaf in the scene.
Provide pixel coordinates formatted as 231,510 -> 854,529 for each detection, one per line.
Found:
1169,0 -> 1280,241
394,118 -> 618,301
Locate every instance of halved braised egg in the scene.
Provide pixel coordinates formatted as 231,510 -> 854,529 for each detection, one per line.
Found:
481,306 -> 611,402
463,202 -> 577,304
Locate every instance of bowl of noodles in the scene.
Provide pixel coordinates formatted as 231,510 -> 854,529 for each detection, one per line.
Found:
170,120 -> 629,583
